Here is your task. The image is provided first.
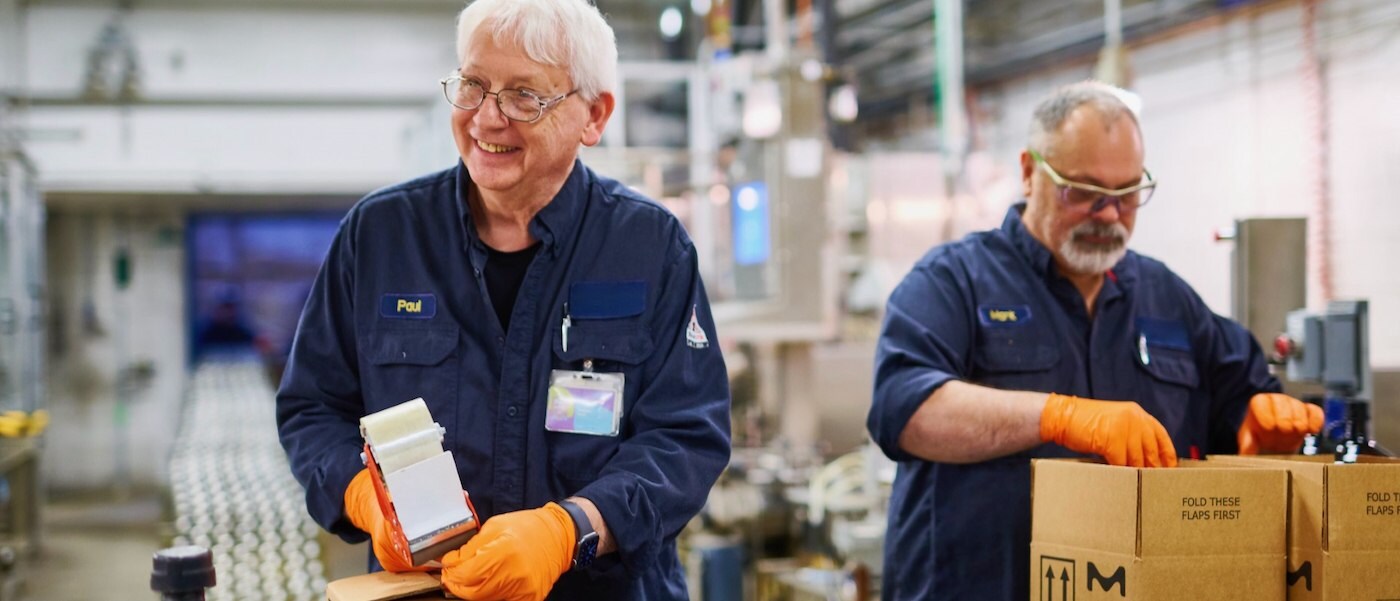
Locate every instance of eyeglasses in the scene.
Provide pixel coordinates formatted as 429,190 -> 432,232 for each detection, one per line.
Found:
1029,149 -> 1157,214
439,74 -> 576,124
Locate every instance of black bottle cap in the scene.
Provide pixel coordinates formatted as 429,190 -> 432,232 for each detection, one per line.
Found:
150,546 -> 216,594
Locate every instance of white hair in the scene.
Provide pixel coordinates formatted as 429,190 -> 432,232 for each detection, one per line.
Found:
1028,80 -> 1140,158
455,0 -> 618,102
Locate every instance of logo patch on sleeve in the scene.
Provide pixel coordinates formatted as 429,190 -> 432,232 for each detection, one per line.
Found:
380,293 -> 436,319
977,304 -> 1032,327
685,305 -> 710,349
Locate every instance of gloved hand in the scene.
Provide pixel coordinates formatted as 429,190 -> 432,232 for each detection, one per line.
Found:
1040,393 -> 1178,468
1238,392 -> 1323,454
440,502 -> 575,601
343,468 -> 425,573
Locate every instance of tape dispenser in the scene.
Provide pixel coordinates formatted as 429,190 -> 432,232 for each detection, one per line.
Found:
359,398 -> 479,567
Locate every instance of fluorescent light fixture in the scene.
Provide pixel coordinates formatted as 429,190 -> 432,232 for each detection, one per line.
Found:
829,84 -> 858,123
742,79 -> 782,139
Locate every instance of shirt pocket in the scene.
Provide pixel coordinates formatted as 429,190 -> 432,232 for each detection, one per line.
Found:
361,327 -> 460,414
1136,348 -> 1200,389
972,329 -> 1061,390
553,319 -> 654,369
546,319 -> 654,488
1131,341 -> 1199,436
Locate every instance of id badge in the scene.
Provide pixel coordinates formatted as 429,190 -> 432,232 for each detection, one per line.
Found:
546,369 -> 624,437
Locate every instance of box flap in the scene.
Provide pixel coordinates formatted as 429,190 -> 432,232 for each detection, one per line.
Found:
325,572 -> 444,601
1209,454 -> 1400,552
1327,463 -> 1400,551
1138,462 -> 1287,557
1032,459 -> 1139,555
1208,454 -> 1327,552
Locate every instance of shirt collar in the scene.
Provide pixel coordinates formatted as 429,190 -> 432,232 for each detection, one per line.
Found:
1003,202 -> 1057,279
454,158 -> 591,258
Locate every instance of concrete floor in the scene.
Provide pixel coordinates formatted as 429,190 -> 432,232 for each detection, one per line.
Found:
20,491 -> 367,601
26,493 -> 164,601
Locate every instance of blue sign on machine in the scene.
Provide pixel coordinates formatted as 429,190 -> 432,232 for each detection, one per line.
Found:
732,181 -> 770,266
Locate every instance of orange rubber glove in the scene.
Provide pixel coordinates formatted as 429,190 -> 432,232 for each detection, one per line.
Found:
1238,392 -> 1324,454
343,468 -> 427,573
1040,393 -> 1178,468
439,502 -> 575,601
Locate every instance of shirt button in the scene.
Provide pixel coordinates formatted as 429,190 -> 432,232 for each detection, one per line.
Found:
496,336 -> 505,345
506,406 -> 519,418
474,268 -> 482,278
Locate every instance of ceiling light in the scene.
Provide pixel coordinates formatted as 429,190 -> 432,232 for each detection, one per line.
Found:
660,7 -> 684,40
742,79 -> 782,139
829,84 -> 858,123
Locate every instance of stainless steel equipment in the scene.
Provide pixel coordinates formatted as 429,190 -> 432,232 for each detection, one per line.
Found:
1276,300 -> 1391,461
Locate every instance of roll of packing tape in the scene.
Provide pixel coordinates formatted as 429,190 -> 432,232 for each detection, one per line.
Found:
360,398 -> 444,473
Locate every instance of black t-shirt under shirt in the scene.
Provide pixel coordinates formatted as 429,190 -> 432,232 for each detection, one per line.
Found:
484,243 -> 540,332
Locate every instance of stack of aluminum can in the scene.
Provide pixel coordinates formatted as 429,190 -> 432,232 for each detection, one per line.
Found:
168,359 -> 327,601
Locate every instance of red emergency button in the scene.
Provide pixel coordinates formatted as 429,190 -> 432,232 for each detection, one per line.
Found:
1273,334 -> 1294,359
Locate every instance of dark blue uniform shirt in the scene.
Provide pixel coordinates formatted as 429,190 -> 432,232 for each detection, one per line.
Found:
277,160 -> 731,600
867,204 -> 1278,601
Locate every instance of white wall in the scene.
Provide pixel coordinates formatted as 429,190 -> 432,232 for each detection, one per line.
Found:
970,0 -> 1400,366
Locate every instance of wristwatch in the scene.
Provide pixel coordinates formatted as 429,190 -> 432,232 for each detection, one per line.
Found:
557,499 -> 599,569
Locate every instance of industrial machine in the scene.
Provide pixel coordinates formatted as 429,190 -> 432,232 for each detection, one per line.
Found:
1274,300 -> 1391,462
358,398 -> 478,567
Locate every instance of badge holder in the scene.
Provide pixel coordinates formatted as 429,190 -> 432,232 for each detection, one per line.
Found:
546,361 -> 624,437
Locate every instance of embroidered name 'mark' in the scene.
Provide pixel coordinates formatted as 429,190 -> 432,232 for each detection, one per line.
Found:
978,304 -> 1033,327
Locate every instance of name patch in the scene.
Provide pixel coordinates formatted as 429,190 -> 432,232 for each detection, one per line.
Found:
380,294 -> 437,319
978,304 -> 1032,327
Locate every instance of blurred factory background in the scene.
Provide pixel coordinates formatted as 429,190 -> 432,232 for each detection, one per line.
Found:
1,0 -> 1399,598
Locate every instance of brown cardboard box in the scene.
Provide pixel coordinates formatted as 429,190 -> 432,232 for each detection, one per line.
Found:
324,571 -> 448,601
1030,459 -> 1288,601
1208,454 -> 1400,601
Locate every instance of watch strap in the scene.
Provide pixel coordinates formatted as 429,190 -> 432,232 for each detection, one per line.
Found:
556,499 -> 598,569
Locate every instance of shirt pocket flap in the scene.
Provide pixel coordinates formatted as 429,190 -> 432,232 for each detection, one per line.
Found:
366,328 -> 459,366
554,322 -> 654,365
570,280 -> 647,319
1138,350 -> 1200,388
974,343 -> 1061,373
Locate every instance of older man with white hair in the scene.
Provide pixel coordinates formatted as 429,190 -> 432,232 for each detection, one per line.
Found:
867,80 -> 1322,600
276,1 -> 731,599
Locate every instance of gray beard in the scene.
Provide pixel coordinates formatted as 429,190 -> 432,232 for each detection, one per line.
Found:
1058,221 -> 1129,274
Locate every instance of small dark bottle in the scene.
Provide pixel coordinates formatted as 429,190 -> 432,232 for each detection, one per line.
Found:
150,546 -> 216,601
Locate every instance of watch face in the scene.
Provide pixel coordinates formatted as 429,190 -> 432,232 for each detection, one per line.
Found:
575,531 -> 600,568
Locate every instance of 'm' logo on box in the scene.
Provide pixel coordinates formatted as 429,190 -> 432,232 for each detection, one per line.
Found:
1087,562 -> 1125,596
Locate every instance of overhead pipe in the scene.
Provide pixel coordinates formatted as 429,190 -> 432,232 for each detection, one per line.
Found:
934,0 -> 967,241
1301,0 -> 1332,307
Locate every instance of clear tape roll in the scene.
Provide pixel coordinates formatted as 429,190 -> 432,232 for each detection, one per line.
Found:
360,398 -> 444,473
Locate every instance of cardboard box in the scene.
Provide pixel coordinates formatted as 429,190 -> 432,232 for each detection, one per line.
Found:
1209,454 -> 1400,601
1031,459 -> 1288,601
324,571 -> 447,601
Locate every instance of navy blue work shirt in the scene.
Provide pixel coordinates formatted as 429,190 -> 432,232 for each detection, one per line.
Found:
276,160 -> 732,600
867,203 -> 1279,601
